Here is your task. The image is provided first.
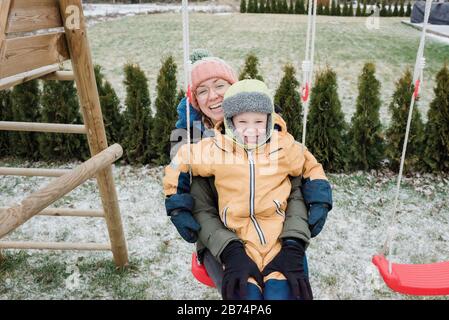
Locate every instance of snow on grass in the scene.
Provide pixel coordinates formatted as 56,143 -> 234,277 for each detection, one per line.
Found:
1,159 -> 448,300
83,3 -> 233,17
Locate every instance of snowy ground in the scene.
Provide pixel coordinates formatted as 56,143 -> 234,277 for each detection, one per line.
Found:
1,159 -> 448,300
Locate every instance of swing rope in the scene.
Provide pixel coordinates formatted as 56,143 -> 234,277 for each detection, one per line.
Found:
181,0 -> 192,182
301,0 -> 318,148
380,0 -> 432,275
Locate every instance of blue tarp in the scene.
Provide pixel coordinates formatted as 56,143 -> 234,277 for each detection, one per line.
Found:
411,1 -> 449,25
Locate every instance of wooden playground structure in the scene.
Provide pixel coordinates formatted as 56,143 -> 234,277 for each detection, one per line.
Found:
0,0 -> 128,267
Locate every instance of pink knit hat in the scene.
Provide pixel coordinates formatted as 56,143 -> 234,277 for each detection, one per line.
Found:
190,57 -> 238,109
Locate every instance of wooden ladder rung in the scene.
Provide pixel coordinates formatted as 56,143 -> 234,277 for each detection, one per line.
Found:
0,207 -> 104,217
0,167 -> 71,177
0,64 -> 60,91
0,241 -> 111,251
0,121 -> 87,134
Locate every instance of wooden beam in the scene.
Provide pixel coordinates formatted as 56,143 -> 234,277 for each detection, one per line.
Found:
60,0 -> 128,267
0,241 -> 111,251
0,143 -> 123,239
41,70 -> 74,81
6,0 -> 62,33
0,207 -> 104,217
0,64 -> 59,90
0,167 -> 71,177
0,32 -> 69,79
0,121 -> 86,134
0,0 -> 12,65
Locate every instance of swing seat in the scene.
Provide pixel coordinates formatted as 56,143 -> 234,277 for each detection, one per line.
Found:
372,255 -> 449,296
191,252 -> 216,288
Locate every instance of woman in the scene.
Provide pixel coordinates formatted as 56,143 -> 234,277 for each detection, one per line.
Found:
168,50 -> 330,299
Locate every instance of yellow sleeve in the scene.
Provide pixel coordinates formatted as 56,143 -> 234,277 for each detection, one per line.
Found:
288,141 -> 327,181
163,139 -> 214,197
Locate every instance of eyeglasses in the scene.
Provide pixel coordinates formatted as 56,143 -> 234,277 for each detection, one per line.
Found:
195,80 -> 230,100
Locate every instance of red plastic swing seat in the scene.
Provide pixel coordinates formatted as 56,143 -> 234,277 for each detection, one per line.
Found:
191,252 -> 216,288
372,255 -> 449,296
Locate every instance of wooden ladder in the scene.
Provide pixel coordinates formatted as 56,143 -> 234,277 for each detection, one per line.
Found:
0,0 -> 128,267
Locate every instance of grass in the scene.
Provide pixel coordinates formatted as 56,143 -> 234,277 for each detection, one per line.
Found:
87,13 -> 449,124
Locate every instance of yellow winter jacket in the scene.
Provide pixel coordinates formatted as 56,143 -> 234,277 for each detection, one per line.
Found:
164,113 -> 327,281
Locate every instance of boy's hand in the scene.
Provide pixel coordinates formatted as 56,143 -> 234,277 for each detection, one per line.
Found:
262,238 -> 313,300
169,209 -> 201,243
309,203 -> 329,237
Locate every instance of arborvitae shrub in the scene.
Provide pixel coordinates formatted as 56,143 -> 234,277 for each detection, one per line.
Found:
423,64 -> 449,172
385,69 -> 425,173
122,63 -> 153,164
151,56 -> 178,165
274,64 -> 303,141
307,68 -> 347,172
348,63 -> 384,171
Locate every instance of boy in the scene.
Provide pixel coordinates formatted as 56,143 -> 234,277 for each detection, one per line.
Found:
164,79 -> 332,299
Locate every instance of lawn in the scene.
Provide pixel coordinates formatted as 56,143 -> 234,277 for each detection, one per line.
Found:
87,13 -> 449,124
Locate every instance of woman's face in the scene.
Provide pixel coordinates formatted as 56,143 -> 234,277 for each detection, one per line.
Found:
194,78 -> 231,123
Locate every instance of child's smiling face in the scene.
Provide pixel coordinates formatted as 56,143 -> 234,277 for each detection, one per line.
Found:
232,112 -> 268,146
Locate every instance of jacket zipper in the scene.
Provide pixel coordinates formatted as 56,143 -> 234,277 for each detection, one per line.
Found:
247,150 -> 267,246
222,207 -> 229,227
273,200 -> 286,218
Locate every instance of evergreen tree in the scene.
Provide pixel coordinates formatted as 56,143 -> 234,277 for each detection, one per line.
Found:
307,68 -> 347,172
362,0 -> 367,16
271,0 -> 278,13
0,90 -> 13,157
281,0 -> 288,13
335,0 -> 342,15
248,0 -> 254,12
398,0 -> 405,17
356,2 -> 362,16
405,1 -> 412,17
10,80 -> 41,160
151,56 -> 178,166
274,64 -> 302,141
239,53 -> 264,81
331,0 -> 336,15
240,0 -> 247,13
380,2 -> 387,16
39,80 -> 88,161
260,0 -> 266,13
294,0 -> 302,14
254,0 -> 260,13
317,3 -> 323,15
423,64 -> 449,172
122,63 -> 152,164
323,1 -> 330,15
348,63 -> 384,170
392,1 -> 399,16
347,2 -> 354,16
341,2 -> 346,15
289,0 -> 294,13
94,64 -> 124,146
385,69 -> 425,172
265,0 -> 272,12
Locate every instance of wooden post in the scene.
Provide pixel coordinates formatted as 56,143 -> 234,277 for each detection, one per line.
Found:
0,0 -> 11,66
59,0 -> 128,267
0,144 -> 123,239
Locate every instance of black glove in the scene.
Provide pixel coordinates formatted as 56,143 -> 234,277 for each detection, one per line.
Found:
220,241 -> 264,300
169,209 -> 201,243
262,238 -> 313,300
309,203 -> 329,237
